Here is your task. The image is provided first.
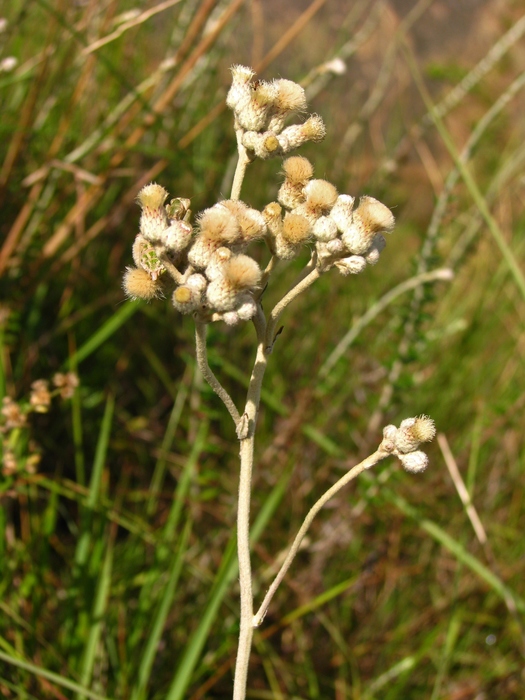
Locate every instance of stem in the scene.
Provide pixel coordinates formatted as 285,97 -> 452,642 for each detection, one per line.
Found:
194,321 -> 241,426
265,267 -> 321,351
252,449 -> 389,627
231,129 -> 251,201
232,313 -> 269,700
158,251 -> 184,285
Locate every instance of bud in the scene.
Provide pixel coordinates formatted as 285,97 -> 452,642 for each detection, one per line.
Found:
226,65 -> 256,113
342,197 -> 395,255
262,202 -> 283,239
266,79 -> 307,132
1,397 -> 26,429
132,235 -> 165,279
330,194 -> 355,232
221,200 -> 267,243
364,234 -> 386,266
234,79 -> 276,132
242,130 -> 281,159
334,255 -> 367,276
395,415 -> 436,454
137,183 -> 170,243
277,115 -> 326,154
312,216 -> 338,242
399,451 -> 429,474
164,220 -> 193,254
172,285 -> 202,314
282,156 -> 314,184
274,213 -> 312,260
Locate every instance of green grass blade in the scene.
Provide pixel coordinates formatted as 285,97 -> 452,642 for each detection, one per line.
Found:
77,538 -> 115,698
0,650 -> 112,700
403,42 -> 525,301
131,518 -> 193,700
383,485 -> 525,615
74,394 -> 115,569
68,302 -> 139,367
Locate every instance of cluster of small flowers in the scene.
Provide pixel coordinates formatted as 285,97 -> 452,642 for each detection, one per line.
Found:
226,65 -> 326,159
123,184 -> 267,325
1,373 -> 79,476
264,155 -> 395,272
379,415 -> 437,473
123,65 -> 395,323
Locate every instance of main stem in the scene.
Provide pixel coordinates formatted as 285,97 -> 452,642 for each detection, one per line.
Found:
232,309 -> 268,700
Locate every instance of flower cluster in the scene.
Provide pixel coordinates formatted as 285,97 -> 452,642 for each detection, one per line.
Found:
379,415 -> 436,473
124,185 -> 267,325
1,373 -> 79,476
265,155 -> 395,272
226,65 -> 325,159
123,65 -> 396,324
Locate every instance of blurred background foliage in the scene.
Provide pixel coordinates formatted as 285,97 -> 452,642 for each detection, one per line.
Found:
1,0 -> 524,698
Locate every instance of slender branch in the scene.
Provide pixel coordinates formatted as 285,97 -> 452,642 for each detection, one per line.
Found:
158,250 -> 184,285
252,448 -> 389,627
265,267 -> 321,352
231,129 -> 251,201
194,321 -> 241,426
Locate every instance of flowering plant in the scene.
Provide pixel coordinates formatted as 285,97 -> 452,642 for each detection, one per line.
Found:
124,65 -> 435,700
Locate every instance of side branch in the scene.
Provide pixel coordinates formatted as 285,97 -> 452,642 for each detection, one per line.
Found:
195,321 -> 241,426
265,267 -> 321,351
252,449 -> 389,627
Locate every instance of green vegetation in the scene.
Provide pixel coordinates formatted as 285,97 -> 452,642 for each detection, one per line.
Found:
1,1 -> 524,698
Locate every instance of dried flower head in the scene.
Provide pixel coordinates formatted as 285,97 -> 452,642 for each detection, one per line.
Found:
198,205 -> 240,243
282,156 -> 314,184
123,267 -> 163,301
53,372 -> 79,399
303,179 -> 338,215
30,380 -> 51,413
223,255 -> 262,290
281,213 -> 311,244
395,415 -> 436,454
137,182 -> 169,210
1,397 -> 26,429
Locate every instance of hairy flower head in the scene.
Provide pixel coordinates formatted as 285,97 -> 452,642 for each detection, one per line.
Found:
137,183 -> 169,210
223,255 -> 262,290
282,156 -> 314,184
123,267 -> 163,301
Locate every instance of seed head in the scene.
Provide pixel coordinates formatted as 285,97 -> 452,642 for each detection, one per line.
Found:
282,213 -> 311,244
282,156 -> 314,184
303,179 -> 338,214
354,196 -> 395,234
123,267 -> 163,301
137,183 -> 169,210
198,205 -> 240,243
272,79 -> 307,113
223,255 -> 262,290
